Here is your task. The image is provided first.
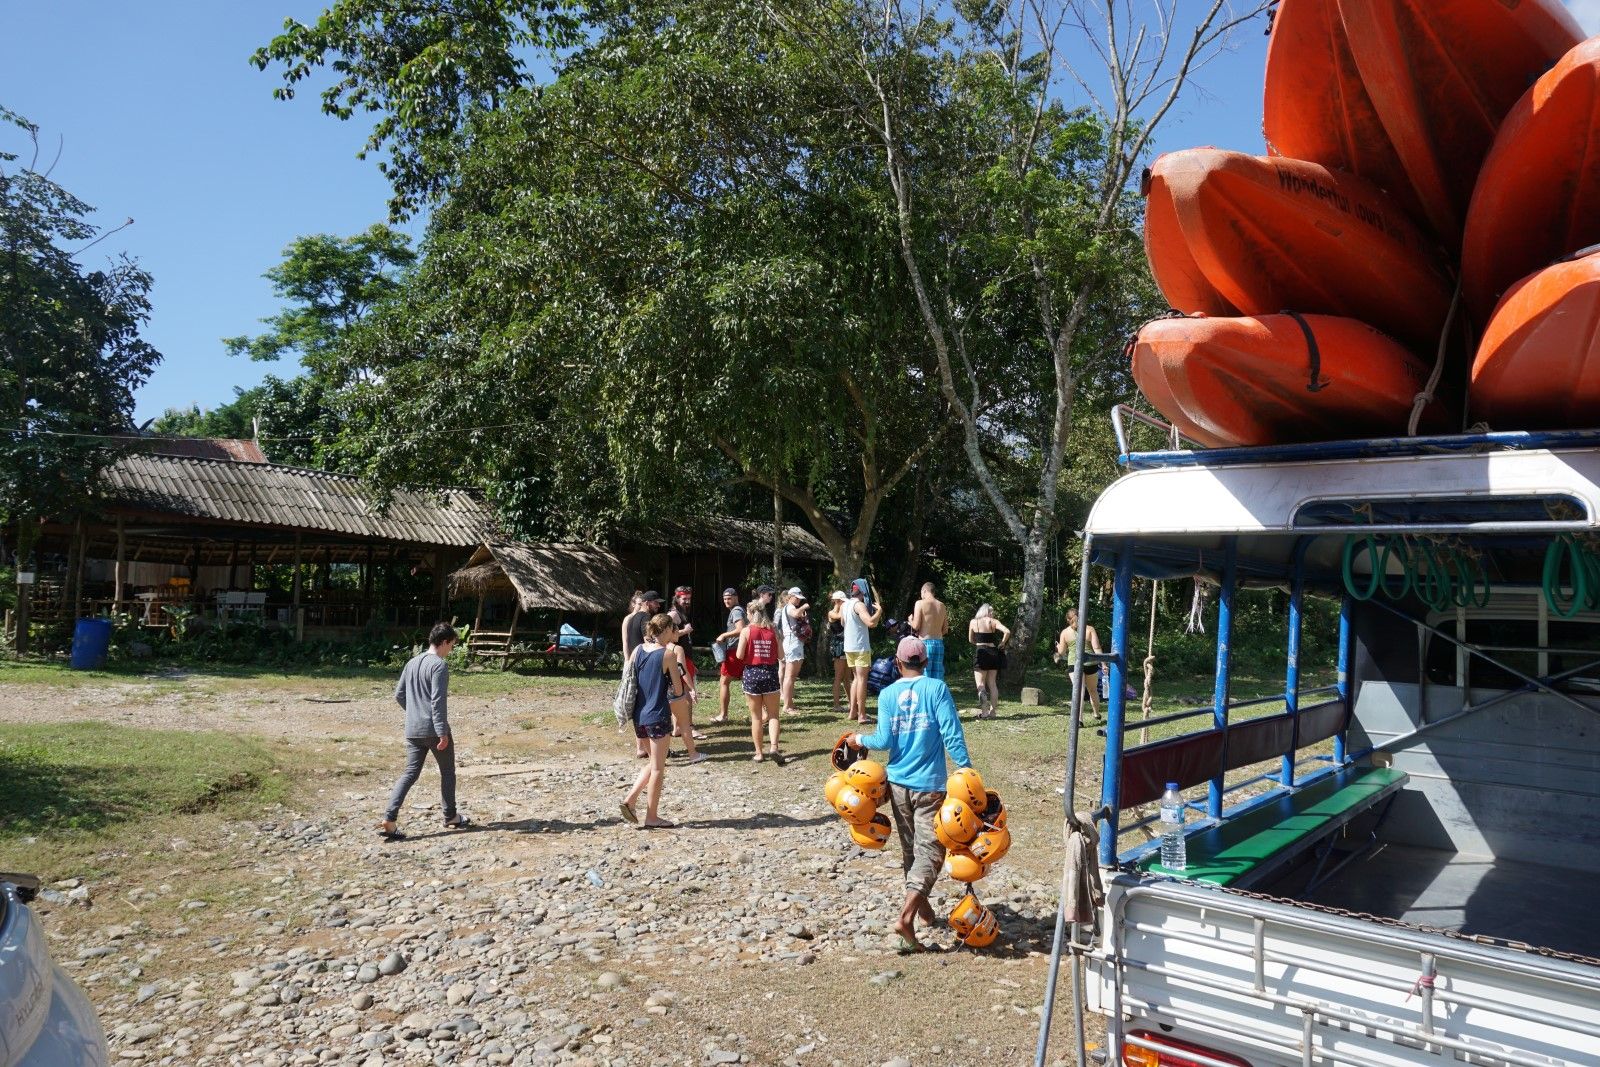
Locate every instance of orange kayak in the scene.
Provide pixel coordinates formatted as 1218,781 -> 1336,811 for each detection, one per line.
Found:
1262,0 -> 1424,229
1463,37 -> 1600,324
1472,249 -> 1600,429
1143,149 -> 1452,351
1339,0 -> 1582,248
1131,314 -> 1438,449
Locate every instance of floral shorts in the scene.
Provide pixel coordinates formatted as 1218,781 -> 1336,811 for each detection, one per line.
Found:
634,720 -> 672,739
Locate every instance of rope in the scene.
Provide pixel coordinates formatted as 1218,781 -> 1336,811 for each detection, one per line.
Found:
1141,581 -> 1159,744
1409,279 -> 1464,436
1186,578 -> 1207,635
1281,310 -> 1329,392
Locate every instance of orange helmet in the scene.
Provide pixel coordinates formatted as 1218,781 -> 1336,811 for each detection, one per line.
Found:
969,826 -> 1012,865
831,733 -> 868,772
832,784 -> 877,825
946,767 -> 986,812
982,790 -> 1007,829
850,812 -> 892,850
946,850 -> 989,884
936,796 -> 981,846
824,771 -> 850,808
949,892 -> 999,947
846,759 -> 888,805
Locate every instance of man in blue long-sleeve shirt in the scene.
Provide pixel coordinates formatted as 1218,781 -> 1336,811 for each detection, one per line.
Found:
852,635 -> 973,950
379,623 -> 468,840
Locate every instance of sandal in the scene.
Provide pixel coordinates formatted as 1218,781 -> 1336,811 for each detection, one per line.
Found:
687,752 -> 710,765
691,731 -> 708,741
443,815 -> 472,829
378,827 -> 406,842
619,801 -> 639,826
895,936 -> 924,955
639,819 -> 676,830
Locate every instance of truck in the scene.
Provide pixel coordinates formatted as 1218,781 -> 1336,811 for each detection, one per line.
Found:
1038,413 -> 1600,1067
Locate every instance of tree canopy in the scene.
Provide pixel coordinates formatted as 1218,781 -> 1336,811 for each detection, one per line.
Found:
0,107 -> 160,555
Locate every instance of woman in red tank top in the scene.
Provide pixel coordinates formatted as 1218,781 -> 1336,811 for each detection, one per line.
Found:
737,604 -> 783,763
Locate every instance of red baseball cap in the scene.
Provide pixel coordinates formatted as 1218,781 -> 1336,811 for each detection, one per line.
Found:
896,636 -> 926,664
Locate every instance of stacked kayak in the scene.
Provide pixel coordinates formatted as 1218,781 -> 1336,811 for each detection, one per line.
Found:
1134,0 -> 1593,446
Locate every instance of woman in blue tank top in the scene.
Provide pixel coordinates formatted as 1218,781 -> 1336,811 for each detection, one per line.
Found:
621,614 -> 683,829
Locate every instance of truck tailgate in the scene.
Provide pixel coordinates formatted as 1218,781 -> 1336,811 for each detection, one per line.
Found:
1088,878 -> 1600,1067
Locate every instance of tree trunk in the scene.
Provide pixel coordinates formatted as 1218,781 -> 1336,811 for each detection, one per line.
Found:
1003,532 -> 1051,687
13,519 -> 35,657
888,472 -> 927,619
772,488 -> 782,587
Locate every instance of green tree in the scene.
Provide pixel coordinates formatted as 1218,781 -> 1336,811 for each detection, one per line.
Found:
790,0 -> 1265,680
251,1 -> 581,218
225,224 -> 414,371
0,108 -> 161,652
331,0 -> 955,574
150,388 -> 258,438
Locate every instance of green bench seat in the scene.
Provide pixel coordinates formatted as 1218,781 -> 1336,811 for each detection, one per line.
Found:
1141,765 -> 1408,887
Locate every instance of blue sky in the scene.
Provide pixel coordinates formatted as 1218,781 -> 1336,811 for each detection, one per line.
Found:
18,3 -> 1590,425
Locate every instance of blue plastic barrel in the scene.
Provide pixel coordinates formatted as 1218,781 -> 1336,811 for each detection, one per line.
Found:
69,618 -> 114,670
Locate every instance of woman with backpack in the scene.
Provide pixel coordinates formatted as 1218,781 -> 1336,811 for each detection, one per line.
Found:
620,613 -> 683,829
777,587 -> 811,719
738,603 -> 784,763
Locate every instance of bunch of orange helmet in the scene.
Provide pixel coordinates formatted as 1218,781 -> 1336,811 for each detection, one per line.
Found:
824,735 -> 1010,948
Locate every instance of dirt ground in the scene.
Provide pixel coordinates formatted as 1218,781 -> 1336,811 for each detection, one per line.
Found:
3,665 -> 1106,1066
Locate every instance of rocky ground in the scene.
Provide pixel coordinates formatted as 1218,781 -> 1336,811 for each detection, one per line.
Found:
6,669 -> 1102,1066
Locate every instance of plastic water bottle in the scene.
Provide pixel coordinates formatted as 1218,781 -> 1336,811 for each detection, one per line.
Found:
1158,782 -> 1187,872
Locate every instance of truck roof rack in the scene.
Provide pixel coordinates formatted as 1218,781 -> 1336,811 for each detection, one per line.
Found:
1111,404 -> 1600,471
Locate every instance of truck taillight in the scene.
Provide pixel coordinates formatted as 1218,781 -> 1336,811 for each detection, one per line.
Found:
1123,1030 -> 1253,1067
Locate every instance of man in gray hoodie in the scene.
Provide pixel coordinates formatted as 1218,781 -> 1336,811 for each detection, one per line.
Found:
379,623 -> 467,840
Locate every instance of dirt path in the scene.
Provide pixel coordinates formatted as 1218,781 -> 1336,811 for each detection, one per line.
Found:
12,671 -> 1101,1066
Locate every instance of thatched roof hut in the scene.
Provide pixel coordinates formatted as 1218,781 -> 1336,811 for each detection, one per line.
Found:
449,542 -> 638,615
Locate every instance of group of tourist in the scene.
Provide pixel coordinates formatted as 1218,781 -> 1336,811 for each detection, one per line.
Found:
375,579 -> 1104,840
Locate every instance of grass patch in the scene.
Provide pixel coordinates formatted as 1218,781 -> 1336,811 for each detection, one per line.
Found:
0,722 -> 286,841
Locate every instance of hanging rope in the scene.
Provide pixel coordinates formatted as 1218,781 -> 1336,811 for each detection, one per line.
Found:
1140,580 -> 1159,744
1184,575 -> 1203,633
1408,280 -> 1463,436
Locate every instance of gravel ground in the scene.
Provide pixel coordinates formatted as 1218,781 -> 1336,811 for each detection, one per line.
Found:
12,671 -> 1097,1066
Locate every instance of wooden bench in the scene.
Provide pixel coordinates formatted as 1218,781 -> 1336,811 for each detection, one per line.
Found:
1142,765 -> 1408,889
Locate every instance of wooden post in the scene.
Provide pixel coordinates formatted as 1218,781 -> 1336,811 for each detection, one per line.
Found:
473,595 -> 484,634
71,515 -> 87,620
113,517 -> 126,614
229,540 -> 240,590
291,533 -> 303,637
503,601 -> 522,672
362,542 -> 374,625
772,489 -> 782,587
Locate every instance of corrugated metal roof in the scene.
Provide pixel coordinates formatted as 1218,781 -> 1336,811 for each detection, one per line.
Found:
112,436 -> 269,463
98,453 -> 495,546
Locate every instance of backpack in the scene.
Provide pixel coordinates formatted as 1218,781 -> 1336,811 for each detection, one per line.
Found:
867,655 -> 898,695
790,608 -> 814,645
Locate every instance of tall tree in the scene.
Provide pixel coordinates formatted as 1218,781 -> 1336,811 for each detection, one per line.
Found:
252,0 -> 581,218
326,1 -> 956,575
223,225 -> 414,469
778,0 -> 1265,679
0,108 -> 160,651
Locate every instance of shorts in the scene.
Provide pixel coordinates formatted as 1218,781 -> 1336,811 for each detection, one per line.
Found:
634,720 -> 672,739
782,637 -> 806,663
889,784 -> 947,896
922,637 -> 945,680
741,664 -> 779,696
720,656 -> 745,679
974,646 -> 1004,672
845,650 -> 872,669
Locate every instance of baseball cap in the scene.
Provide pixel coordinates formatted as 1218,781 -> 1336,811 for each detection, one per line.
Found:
896,636 -> 927,664
722,587 -> 739,597
786,586 -> 805,599
641,590 -> 664,603
755,583 -> 776,595
830,590 -> 847,601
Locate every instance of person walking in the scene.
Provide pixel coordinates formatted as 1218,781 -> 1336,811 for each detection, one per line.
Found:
712,587 -> 747,724
379,623 -> 469,840
826,590 -> 849,713
621,613 -> 682,829
777,587 -> 810,718
908,582 -> 949,680
968,604 -> 1011,719
666,586 -> 706,743
849,635 -> 973,952
737,603 -> 784,762
1054,606 -> 1103,720
843,577 -> 884,723
619,590 -> 664,757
